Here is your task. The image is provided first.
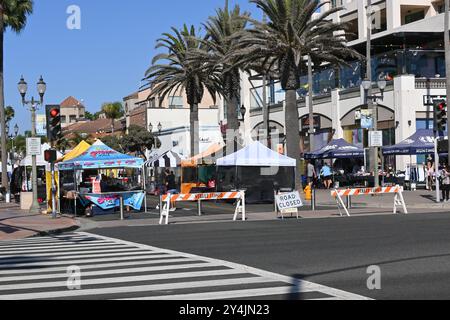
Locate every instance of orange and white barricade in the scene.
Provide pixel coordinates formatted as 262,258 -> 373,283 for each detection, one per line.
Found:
159,191 -> 246,225
331,185 -> 408,217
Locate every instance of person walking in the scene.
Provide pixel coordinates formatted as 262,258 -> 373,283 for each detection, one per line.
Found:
307,161 -> 316,187
320,163 -> 333,190
426,161 -> 434,191
441,165 -> 450,202
166,170 -> 178,212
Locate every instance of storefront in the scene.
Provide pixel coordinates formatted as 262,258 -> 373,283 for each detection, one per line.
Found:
299,114 -> 333,155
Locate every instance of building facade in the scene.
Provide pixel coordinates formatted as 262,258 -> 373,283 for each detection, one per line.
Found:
60,96 -> 86,128
244,0 -> 449,170
124,85 -> 225,157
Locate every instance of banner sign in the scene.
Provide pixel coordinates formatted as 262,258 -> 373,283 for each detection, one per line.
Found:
275,191 -> 304,211
81,192 -> 145,211
361,110 -> 374,129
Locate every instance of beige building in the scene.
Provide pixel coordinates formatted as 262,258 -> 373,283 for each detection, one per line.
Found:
60,96 -> 86,128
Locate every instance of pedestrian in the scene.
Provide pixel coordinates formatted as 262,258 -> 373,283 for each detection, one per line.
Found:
426,161 -> 434,191
320,163 -> 333,189
166,170 -> 178,212
441,165 -> 450,202
307,161 -> 316,187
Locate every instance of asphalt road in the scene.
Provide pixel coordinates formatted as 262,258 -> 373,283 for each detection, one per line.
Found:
90,211 -> 450,300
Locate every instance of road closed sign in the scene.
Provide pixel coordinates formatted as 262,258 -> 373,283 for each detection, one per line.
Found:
276,191 -> 304,211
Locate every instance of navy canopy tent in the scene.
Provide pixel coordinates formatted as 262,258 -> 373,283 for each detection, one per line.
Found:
382,129 -> 443,155
304,139 -> 364,160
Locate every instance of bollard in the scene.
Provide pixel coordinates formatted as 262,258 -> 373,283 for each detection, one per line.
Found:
198,199 -> 202,216
311,188 -> 316,211
120,196 -> 124,221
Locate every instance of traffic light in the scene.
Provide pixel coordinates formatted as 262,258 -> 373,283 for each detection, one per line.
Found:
434,100 -> 447,132
44,149 -> 57,163
46,105 -> 62,142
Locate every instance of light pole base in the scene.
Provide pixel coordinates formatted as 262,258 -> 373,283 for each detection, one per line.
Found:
29,202 -> 41,215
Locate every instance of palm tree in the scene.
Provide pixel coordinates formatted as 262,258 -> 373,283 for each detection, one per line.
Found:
5,105 -> 14,123
231,0 -> 360,191
198,0 -> 250,153
101,102 -> 124,135
144,24 -> 221,157
0,0 -> 33,190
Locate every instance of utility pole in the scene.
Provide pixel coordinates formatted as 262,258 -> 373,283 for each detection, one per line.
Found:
366,0 -> 379,188
445,0 -> 450,165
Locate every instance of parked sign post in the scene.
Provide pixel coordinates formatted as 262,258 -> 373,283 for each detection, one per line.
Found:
26,138 -> 41,156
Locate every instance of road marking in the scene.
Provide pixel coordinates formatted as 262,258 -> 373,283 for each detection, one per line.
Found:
0,262 -> 221,282
0,240 -> 117,251
119,286 -> 313,300
0,277 -> 278,300
0,253 -> 175,269
0,258 -> 198,275
0,250 -> 167,265
0,232 -> 372,300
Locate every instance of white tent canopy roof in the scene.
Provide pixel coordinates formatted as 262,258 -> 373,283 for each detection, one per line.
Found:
216,141 -> 297,167
20,143 -> 62,167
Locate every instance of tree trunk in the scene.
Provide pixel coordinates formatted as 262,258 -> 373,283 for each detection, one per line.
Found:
190,103 -> 199,157
0,8 -> 8,191
285,89 -> 302,191
111,119 -> 115,135
225,96 -> 240,154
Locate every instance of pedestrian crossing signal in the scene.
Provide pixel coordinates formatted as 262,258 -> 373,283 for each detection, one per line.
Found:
44,149 -> 57,163
434,100 -> 447,132
46,105 -> 62,142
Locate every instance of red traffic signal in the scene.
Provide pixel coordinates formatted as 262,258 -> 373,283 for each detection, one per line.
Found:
50,108 -> 60,118
44,149 -> 57,163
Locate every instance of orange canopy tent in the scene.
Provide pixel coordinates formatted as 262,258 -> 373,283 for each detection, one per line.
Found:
181,142 -> 225,168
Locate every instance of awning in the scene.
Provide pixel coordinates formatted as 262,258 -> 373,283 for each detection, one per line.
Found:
58,141 -> 91,162
145,151 -> 184,168
181,142 -> 225,167
382,129 -> 443,156
216,141 -> 296,167
304,139 -> 364,160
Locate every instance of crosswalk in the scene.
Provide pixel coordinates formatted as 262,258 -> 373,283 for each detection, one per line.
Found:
0,232 -> 370,300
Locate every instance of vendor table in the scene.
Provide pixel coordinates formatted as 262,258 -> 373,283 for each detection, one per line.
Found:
76,191 -> 145,220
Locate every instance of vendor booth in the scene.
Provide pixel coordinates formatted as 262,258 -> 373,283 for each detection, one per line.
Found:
181,142 -> 225,194
304,139 -> 366,188
216,141 -> 296,203
144,150 -> 185,195
382,129 -> 445,189
11,143 -> 62,203
57,140 -> 145,217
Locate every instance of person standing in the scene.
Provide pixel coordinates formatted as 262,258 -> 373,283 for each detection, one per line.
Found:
426,161 -> 434,191
307,161 -> 316,186
320,163 -> 333,190
441,165 -> 450,202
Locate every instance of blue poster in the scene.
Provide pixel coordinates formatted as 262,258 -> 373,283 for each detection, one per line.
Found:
81,192 -> 145,211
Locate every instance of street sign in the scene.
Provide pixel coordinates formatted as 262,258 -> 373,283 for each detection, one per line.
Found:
26,138 -> 41,156
369,131 -> 383,147
361,110 -> 374,129
424,95 -> 447,106
275,191 -> 304,212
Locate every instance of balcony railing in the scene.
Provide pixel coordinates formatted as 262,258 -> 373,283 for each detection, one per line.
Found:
415,78 -> 447,89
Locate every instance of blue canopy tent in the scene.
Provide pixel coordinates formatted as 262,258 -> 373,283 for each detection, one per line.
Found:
57,140 -> 146,217
58,140 -> 144,171
304,139 -> 364,160
382,129 -> 446,156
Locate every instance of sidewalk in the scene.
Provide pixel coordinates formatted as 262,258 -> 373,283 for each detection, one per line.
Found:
0,203 -> 80,241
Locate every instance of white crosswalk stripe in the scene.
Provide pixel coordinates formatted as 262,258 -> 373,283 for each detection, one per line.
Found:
0,232 -> 371,300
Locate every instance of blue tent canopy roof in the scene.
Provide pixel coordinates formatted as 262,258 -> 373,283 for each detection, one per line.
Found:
382,129 -> 445,156
58,140 -> 144,171
304,139 -> 364,160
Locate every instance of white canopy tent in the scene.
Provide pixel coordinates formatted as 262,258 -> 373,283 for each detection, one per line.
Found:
216,141 -> 296,167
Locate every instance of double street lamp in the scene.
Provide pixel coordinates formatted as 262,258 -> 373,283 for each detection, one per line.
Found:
18,75 -> 47,214
361,75 -> 387,188
5,123 -> 19,169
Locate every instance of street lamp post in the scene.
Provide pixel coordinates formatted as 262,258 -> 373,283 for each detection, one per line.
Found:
362,76 -> 387,188
239,105 -> 247,146
18,76 -> 46,214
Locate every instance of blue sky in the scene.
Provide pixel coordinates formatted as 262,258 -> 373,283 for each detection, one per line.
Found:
4,0 -> 261,133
